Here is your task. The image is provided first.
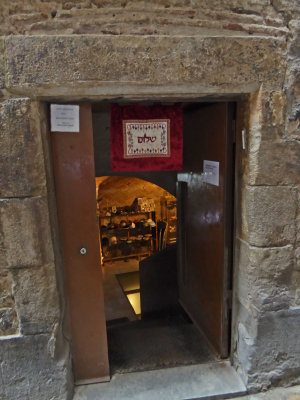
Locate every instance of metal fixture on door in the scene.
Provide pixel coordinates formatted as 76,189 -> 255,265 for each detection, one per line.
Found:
80,247 -> 87,255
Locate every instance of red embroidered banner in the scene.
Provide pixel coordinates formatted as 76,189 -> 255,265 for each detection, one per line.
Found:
110,103 -> 183,171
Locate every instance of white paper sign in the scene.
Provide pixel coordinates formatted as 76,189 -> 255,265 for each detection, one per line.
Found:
50,104 -> 79,132
203,160 -> 219,186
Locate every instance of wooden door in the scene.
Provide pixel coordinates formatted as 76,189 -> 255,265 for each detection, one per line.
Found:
178,103 -> 234,357
51,104 -> 110,383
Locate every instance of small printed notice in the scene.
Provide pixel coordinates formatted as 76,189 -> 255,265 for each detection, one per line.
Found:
50,104 -> 79,132
203,160 -> 219,186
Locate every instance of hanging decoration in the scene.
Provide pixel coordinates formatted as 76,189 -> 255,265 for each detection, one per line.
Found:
110,103 -> 183,171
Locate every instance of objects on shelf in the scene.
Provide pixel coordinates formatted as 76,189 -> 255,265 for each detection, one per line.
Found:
98,201 -> 157,264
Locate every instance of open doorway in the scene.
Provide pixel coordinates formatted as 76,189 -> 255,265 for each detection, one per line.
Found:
95,176 -> 216,374
92,101 -> 235,375
50,100 -> 235,383
96,176 -> 175,319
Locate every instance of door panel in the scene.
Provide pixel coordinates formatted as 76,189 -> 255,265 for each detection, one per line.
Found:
51,104 -> 109,383
178,103 -> 233,357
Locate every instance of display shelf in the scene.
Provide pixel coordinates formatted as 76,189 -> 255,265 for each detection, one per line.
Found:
98,210 -> 157,265
99,211 -> 152,218
102,252 -> 150,263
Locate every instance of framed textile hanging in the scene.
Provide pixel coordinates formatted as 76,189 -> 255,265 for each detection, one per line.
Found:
110,103 -> 183,171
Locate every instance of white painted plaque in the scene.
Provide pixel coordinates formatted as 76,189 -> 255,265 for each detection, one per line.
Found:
203,160 -> 219,186
50,104 -> 79,132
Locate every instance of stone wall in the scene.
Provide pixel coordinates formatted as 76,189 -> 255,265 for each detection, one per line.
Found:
0,0 -> 296,37
0,99 -> 72,399
0,0 -> 299,399
231,17 -> 300,390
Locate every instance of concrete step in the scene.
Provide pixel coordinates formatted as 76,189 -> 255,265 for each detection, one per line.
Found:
74,361 -> 247,400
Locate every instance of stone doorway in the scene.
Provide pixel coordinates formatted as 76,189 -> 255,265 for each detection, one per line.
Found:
1,9 -> 299,396
50,100 -> 238,383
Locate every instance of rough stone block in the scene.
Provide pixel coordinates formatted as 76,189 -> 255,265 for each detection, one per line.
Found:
0,308 -> 18,336
0,271 -> 19,336
288,20 -> 300,59
291,270 -> 300,297
292,288 -> 300,307
294,247 -> 300,270
236,240 -> 293,311
249,309 -> 300,390
285,20 -> 300,139
0,197 -> 54,268
236,308 -> 300,391
285,66 -> 300,139
0,271 -> 14,308
0,334 -> 72,400
242,186 -> 297,247
0,98 -> 46,198
241,89 -> 300,185
272,0 -> 300,14
12,264 -> 60,335
235,320 -> 256,379
0,38 -> 4,89
249,90 -> 286,133
5,36 -> 286,92
248,139 -> 300,185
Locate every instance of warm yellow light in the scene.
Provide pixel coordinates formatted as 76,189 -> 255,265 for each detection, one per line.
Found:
127,293 -> 141,315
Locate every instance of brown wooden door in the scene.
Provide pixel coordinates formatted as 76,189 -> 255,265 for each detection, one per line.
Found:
51,103 -> 110,383
178,103 -> 234,357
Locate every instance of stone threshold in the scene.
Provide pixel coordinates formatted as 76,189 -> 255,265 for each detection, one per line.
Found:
73,360 -> 247,400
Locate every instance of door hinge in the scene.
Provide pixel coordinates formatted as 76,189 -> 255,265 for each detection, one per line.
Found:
242,128 -> 247,150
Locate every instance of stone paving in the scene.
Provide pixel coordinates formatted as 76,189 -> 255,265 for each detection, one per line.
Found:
233,386 -> 300,400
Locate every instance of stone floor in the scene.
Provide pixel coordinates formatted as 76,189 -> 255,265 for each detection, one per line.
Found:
102,259 -> 140,322
234,387 -> 300,400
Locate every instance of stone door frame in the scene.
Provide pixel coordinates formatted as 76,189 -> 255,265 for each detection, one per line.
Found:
40,94 -> 244,378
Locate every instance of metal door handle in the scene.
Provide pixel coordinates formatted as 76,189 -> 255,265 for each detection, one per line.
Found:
80,247 -> 87,255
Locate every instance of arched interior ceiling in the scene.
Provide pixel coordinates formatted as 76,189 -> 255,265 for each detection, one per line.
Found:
96,176 -> 175,219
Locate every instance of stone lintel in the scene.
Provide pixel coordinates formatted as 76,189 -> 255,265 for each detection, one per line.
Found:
7,83 -> 260,101
4,35 -> 286,93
